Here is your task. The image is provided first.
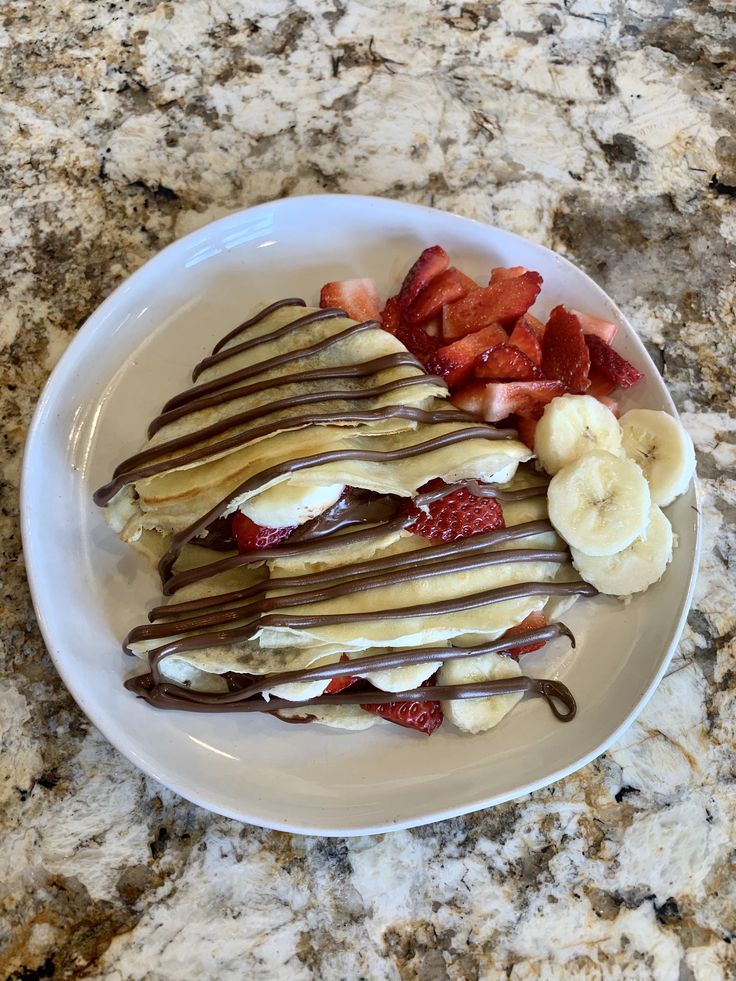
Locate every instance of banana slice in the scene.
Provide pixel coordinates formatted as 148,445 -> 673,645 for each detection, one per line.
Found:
239,482 -> 345,527
547,450 -> 650,556
571,505 -> 673,596
438,652 -> 523,734
534,394 -> 622,475
619,409 -> 696,506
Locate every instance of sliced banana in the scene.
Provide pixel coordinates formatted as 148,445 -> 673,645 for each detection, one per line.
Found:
239,481 -> 344,527
547,450 -> 650,556
571,505 -> 673,596
438,652 -> 523,734
534,394 -> 623,475
619,409 -> 696,506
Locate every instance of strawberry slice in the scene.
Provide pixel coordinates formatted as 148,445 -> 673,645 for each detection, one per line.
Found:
587,369 -> 615,399
319,278 -> 381,323
572,310 -> 619,344
398,246 -> 450,312
425,323 -> 507,388
541,306 -> 591,392
324,655 -> 359,694
502,611 -> 548,656
442,271 -> 543,339
514,414 -> 538,450
394,321 -> 441,366
380,294 -> 403,334
403,478 -> 505,543
452,380 -> 566,423
490,265 -> 527,283
522,313 -> 547,340
361,697 -> 443,735
508,317 -> 543,365
232,512 -> 295,552
475,344 -> 544,381
585,334 -> 644,389
406,267 -> 476,325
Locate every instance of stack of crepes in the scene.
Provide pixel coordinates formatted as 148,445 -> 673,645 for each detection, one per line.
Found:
94,298 -> 594,732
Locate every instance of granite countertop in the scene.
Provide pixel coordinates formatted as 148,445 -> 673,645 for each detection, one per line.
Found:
2,1 -> 735,978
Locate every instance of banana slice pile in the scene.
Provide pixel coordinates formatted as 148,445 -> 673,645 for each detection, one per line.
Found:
534,395 -> 695,597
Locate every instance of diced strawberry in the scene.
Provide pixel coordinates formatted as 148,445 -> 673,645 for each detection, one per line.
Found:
572,310 -> 619,344
586,369 -> 615,399
442,272 -> 543,339
453,380 -> 567,423
403,478 -> 505,543
522,313 -> 547,340
502,611 -> 548,656
541,306 -> 591,392
508,317 -> 543,365
319,278 -> 381,323
425,323 -> 507,388
380,294 -> 403,335
490,265 -> 527,283
585,334 -> 644,389
394,321 -> 441,366
324,654 -> 359,694
232,512 -> 294,552
475,344 -> 544,381
406,267 -> 475,325
398,245 -> 450,312
596,394 -> 621,417
514,414 -> 538,450
361,697 -> 443,735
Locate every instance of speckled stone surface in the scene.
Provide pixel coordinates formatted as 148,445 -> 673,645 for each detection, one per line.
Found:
2,1 -> 735,978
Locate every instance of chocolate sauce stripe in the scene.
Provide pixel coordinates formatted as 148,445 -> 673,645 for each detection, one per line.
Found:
148,354 -> 436,438
146,580 -> 596,677
126,548 -> 569,648
94,406 -> 476,506
211,297 -> 307,355
163,623 -> 576,702
193,308 -> 348,380
153,518 -> 556,619
162,319 -> 381,414
158,425 -> 522,585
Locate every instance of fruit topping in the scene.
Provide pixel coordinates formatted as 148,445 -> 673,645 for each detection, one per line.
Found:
398,245 -> 450,312
324,655 -> 360,694
514,414 -> 539,450
501,610 -> 548,656
475,344 -> 544,382
403,478 -> 505,543
584,334 -> 644,390
319,278 -> 381,323
508,317 -> 543,365
572,310 -> 619,344
442,271 -> 543,339
360,696 -> 444,734
489,265 -> 528,283
232,512 -> 295,552
453,380 -> 566,423
425,323 -> 507,388
541,306 -> 591,392
406,267 -> 477,325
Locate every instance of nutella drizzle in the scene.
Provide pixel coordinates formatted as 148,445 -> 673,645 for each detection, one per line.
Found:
210,297 -> 306,354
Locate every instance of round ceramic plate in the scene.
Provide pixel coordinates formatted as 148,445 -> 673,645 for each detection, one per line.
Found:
21,195 -> 700,835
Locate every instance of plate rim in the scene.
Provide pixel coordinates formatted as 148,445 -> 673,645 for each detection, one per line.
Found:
20,193 -> 702,835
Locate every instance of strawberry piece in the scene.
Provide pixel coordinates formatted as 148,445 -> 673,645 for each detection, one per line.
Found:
319,278 -> 381,323
425,323 -> 507,388
508,317 -> 543,365
324,654 -> 359,694
596,394 -> 621,417
490,265 -> 527,283
502,611 -> 548,656
522,313 -> 547,340
361,697 -> 443,735
398,245 -> 450,312
442,271 -> 543,339
541,306 -> 591,392
453,380 -> 566,423
380,294 -> 403,334
587,369 -> 615,399
394,321 -> 441,366
403,478 -> 505,543
475,344 -> 544,382
585,334 -> 644,389
514,414 -> 538,450
232,512 -> 295,552
406,267 -> 475,325
572,310 -> 619,344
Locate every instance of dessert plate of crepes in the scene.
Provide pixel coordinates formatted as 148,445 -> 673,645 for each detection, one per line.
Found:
22,195 -> 700,834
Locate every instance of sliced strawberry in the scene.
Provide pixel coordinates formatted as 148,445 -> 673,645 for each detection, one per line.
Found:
361,697 -> 443,735
514,413 -> 538,450
522,313 -> 547,340
572,310 -> 619,344
232,512 -> 294,552
508,317 -> 543,365
596,394 -> 621,417
403,478 -> 505,543
586,369 -> 615,399
398,245 -> 450,312
541,306 -> 591,392
475,344 -> 544,382
489,265 -> 527,283
324,655 -> 359,694
394,321 -> 441,366
442,271 -> 543,339
502,611 -> 548,656
406,267 -> 475,325
380,294 -> 403,334
453,380 -> 566,423
319,278 -> 381,323
585,334 -> 644,389
425,323 -> 507,388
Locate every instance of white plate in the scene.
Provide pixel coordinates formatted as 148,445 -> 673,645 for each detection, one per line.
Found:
21,194 -> 700,835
